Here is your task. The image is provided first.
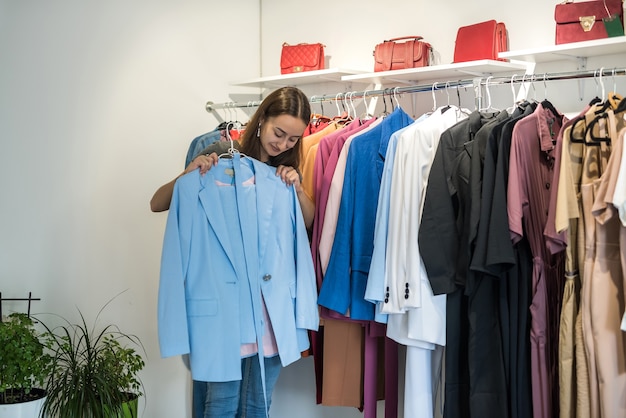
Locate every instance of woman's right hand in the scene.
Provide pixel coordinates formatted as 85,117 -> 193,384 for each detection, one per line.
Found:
185,152 -> 219,176
150,152 -> 220,212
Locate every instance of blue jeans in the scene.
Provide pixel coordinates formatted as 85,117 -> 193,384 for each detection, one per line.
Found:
193,355 -> 282,418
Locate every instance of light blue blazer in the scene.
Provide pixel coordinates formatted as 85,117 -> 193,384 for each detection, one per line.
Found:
158,155 -> 319,382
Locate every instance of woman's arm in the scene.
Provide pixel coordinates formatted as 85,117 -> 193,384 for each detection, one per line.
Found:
296,189 -> 315,229
150,177 -> 178,212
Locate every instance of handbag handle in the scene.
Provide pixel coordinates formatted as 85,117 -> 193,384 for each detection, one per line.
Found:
559,0 -> 613,16
384,36 -> 424,42
282,42 -> 326,47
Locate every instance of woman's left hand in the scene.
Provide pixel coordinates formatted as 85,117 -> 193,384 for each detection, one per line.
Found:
275,165 -> 302,190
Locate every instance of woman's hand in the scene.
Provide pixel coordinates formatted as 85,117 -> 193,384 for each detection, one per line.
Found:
149,152 -> 219,212
275,165 -> 302,190
186,152 -> 219,176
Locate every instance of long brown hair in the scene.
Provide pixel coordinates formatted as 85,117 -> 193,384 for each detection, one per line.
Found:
239,86 -> 310,168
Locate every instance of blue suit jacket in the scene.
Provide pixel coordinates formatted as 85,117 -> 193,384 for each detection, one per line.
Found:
319,108 -> 413,320
158,155 -> 319,382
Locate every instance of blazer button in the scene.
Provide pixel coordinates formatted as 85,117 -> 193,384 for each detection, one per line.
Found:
263,274 -> 272,281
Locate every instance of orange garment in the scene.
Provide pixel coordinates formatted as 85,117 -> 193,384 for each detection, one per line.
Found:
300,122 -> 342,203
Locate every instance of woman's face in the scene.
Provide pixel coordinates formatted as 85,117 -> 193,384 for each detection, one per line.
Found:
258,114 -> 306,162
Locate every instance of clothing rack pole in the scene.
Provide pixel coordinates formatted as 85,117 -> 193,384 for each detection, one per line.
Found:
205,67 -> 626,112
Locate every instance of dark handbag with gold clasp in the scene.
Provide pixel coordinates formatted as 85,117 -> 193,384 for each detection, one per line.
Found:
554,0 -> 624,44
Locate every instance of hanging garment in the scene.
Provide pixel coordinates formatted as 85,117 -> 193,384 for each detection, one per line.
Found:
368,106 -> 467,418
318,117 -> 384,279
588,117 -> 626,418
319,107 -> 413,321
613,126 -> 626,226
312,118 -> 377,290
300,122 -> 343,204
552,108 -> 601,418
157,155 -> 319,382
419,109 -> 513,418
474,102 -> 536,418
508,102 -> 567,418
314,115 -> 400,418
316,108 -> 412,418
543,106 -> 591,418
570,102 -> 623,418
308,118 -> 379,409
185,128 -> 224,166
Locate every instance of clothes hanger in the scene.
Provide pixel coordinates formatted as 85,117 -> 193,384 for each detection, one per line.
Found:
392,87 -> 402,110
430,82 -> 439,114
479,76 -> 500,113
348,91 -> 359,119
359,90 -> 375,120
591,67 -> 613,114
505,74 -> 519,114
586,112 -> 612,144
529,74 -> 539,103
537,73 -> 559,117
586,69 -> 603,106
379,89 -> 391,117
309,96 -> 320,125
570,69 -> 611,146
454,81 -> 472,119
440,81 -> 452,113
569,117 -> 589,144
585,67 -> 618,144
331,93 -> 351,124
607,68 -> 623,110
218,119 -> 249,159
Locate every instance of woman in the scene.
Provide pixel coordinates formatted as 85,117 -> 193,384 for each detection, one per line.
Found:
152,86 -> 315,418
150,86 -> 314,229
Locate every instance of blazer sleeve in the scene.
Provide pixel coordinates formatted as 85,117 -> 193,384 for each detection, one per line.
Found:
292,187 -> 320,331
157,173 -> 196,358
418,131 -> 459,295
318,148 -> 356,315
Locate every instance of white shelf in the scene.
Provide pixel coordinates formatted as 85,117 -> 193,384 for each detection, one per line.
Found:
499,36 -> 626,63
231,68 -> 368,88
340,60 -> 532,85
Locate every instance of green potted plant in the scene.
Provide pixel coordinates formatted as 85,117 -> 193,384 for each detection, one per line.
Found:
40,302 -> 145,418
0,312 -> 52,418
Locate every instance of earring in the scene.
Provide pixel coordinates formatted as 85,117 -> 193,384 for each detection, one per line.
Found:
256,124 -> 261,137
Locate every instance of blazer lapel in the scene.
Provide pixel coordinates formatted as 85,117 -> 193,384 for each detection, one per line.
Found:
251,158 -> 277,265
233,154 -> 260,281
197,166 -> 239,276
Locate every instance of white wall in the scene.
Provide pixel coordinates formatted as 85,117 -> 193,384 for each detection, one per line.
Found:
1,1 -> 625,418
0,1 -> 259,417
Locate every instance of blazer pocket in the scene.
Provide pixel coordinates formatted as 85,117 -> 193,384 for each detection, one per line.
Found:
187,298 -> 218,317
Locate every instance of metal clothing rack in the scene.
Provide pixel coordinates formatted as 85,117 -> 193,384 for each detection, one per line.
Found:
205,67 -> 626,113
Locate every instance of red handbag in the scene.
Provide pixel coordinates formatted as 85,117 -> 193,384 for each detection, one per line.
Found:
373,36 -> 432,72
453,20 -> 509,63
554,0 -> 624,45
280,42 -> 325,74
